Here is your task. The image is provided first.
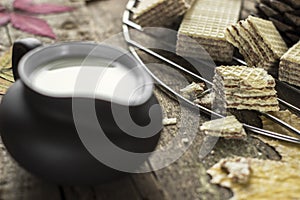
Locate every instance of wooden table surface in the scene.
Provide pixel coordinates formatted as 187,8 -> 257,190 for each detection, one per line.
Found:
0,0 -> 286,199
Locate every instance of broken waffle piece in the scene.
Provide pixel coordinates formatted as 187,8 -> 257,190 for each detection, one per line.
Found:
131,0 -> 194,27
207,157 -> 251,187
279,40 -> 300,87
220,157 -> 251,184
180,82 -> 205,99
162,117 -> 177,126
226,16 -> 288,75
194,92 -> 214,108
208,156 -> 300,199
176,0 -> 242,62
200,116 -> 247,139
213,65 -> 279,112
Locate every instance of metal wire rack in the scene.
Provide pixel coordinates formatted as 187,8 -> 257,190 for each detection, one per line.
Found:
122,0 -> 300,144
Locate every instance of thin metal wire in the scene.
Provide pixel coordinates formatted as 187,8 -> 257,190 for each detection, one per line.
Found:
124,28 -> 300,137
124,18 -> 300,113
124,15 -> 300,117
262,113 -> 300,136
122,1 -> 300,144
123,10 -> 143,31
127,41 -> 300,144
278,98 -> 300,114
122,25 -> 213,86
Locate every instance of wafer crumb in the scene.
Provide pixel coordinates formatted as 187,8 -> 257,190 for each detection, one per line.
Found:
180,82 -> 205,99
162,118 -> 177,126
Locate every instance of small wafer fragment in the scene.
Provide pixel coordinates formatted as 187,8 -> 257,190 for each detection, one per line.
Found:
180,82 -> 205,99
194,92 -> 214,108
207,156 -> 252,187
200,115 -> 247,139
162,117 -> 177,126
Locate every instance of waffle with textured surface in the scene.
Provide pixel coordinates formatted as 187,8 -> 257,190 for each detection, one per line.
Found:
132,0 -> 193,27
176,0 -> 242,62
200,115 -> 247,139
247,16 -> 288,58
226,16 -> 287,74
279,41 -> 300,87
213,65 -> 279,112
226,20 -> 278,71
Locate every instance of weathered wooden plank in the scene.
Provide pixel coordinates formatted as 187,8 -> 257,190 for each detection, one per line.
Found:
62,176 -> 141,200
0,142 -> 61,200
130,172 -> 170,200
93,176 -> 141,200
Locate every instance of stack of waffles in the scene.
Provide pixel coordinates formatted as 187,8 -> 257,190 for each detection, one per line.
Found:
200,115 -> 247,139
213,65 -> 279,113
279,41 -> 300,87
176,0 -> 242,62
131,0 -> 195,27
225,16 -> 288,75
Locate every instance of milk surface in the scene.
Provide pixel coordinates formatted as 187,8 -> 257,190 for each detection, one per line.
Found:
30,57 -> 140,100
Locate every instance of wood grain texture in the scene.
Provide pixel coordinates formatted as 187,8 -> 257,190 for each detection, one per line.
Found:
63,176 -> 141,200
0,142 -> 61,200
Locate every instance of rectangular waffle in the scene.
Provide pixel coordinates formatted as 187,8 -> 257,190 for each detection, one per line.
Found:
176,0 -> 242,62
213,65 -> 279,112
226,20 -> 277,71
247,16 -> 288,59
200,115 -> 247,139
132,0 -> 194,27
226,16 -> 288,75
279,41 -> 300,87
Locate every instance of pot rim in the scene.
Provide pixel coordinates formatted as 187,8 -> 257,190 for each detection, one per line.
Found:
18,42 -> 154,106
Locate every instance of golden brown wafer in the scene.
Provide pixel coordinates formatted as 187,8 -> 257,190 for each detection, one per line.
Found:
176,0 -> 242,62
132,0 -> 194,27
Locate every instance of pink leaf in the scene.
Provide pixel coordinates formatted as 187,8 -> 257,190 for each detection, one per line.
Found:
0,5 -> 5,12
13,0 -> 74,14
10,13 -> 56,39
0,12 -> 10,26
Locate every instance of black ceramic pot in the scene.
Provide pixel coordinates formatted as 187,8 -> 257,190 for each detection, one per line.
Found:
0,38 -> 162,185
